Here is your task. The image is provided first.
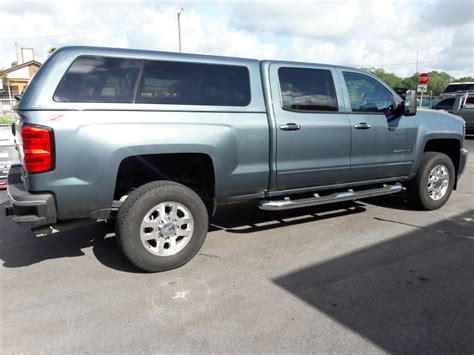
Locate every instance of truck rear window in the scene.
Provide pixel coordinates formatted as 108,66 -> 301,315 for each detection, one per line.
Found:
443,83 -> 474,93
54,56 -> 141,103
136,61 -> 251,106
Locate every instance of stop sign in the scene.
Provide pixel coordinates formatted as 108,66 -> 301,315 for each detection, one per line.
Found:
418,73 -> 429,85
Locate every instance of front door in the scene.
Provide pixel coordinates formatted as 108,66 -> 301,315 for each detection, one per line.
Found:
340,71 -> 418,181
270,64 -> 351,190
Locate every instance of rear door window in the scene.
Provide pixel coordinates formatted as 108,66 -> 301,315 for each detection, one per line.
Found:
278,67 -> 338,112
136,61 -> 251,106
465,95 -> 474,107
436,98 -> 455,109
54,56 -> 141,103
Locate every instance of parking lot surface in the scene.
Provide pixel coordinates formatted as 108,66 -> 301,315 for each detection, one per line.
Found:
1,138 -> 473,353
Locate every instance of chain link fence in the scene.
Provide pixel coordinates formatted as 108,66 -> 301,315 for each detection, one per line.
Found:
0,98 -> 16,187
1,97 -> 15,125
0,112 -> 15,125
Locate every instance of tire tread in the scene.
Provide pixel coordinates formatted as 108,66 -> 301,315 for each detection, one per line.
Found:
407,152 -> 454,210
116,181 -> 208,272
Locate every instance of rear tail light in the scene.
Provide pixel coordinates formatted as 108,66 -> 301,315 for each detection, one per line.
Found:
21,124 -> 54,174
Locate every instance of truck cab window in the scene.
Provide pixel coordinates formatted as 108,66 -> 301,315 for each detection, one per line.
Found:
343,72 -> 393,113
278,67 -> 338,112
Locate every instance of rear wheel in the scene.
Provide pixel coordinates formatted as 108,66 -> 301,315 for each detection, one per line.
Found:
407,152 -> 455,210
116,181 -> 208,272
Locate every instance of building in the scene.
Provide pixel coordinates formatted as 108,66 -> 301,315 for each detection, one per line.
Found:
1,60 -> 42,95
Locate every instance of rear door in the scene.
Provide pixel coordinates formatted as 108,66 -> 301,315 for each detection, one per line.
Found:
269,64 -> 351,190
340,70 -> 417,181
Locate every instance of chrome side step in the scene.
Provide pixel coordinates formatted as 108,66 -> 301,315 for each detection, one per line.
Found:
259,183 -> 403,211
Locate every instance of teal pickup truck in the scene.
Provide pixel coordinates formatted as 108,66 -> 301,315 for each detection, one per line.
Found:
6,46 -> 468,272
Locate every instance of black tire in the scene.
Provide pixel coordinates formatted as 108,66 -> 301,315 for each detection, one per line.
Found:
116,181 -> 208,272
407,152 -> 455,210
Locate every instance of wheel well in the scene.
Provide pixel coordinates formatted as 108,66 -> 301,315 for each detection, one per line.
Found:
114,153 -> 215,212
424,139 -> 460,188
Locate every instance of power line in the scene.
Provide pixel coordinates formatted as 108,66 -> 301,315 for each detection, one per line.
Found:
367,57 -> 473,68
0,19 -> 164,42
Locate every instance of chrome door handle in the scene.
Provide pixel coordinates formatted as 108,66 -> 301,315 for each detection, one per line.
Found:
279,123 -> 301,131
354,122 -> 371,129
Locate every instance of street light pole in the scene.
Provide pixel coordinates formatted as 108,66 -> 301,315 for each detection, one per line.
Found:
177,8 -> 184,53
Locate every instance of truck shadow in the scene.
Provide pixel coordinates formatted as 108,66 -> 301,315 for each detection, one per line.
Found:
273,210 -> 474,353
0,208 -> 136,271
210,200 -> 366,233
0,200 -> 365,273
362,193 -> 417,211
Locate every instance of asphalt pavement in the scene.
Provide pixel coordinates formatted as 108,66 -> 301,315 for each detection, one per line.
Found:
1,138 -> 473,353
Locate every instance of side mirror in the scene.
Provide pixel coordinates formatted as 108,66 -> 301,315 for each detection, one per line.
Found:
404,90 -> 417,116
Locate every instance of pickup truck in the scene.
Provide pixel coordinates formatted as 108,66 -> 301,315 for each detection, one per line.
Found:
433,92 -> 474,133
6,46 -> 468,272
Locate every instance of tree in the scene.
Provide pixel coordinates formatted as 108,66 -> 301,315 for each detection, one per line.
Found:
424,71 -> 453,96
455,76 -> 474,82
10,61 -> 17,68
0,71 -> 9,89
368,69 -> 457,96
47,47 -> 57,56
369,68 -> 404,89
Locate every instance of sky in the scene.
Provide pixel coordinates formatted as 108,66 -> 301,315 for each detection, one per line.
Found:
0,0 -> 473,78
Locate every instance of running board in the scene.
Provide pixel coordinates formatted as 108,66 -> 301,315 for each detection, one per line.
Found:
259,183 -> 403,211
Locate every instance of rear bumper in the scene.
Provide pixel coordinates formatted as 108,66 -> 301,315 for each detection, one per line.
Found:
5,165 -> 57,227
458,148 -> 468,178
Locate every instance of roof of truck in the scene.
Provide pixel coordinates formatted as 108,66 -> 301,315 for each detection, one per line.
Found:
53,46 -> 364,72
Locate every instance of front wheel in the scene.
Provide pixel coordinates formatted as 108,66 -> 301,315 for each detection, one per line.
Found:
407,152 -> 455,210
116,181 -> 209,272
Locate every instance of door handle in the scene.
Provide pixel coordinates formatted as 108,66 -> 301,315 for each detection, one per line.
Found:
279,123 -> 301,131
354,122 -> 371,129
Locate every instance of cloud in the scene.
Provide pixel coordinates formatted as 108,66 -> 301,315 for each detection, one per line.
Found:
420,0 -> 474,28
228,0 -> 361,40
0,1 -> 277,67
226,0 -> 473,77
0,0 -> 472,78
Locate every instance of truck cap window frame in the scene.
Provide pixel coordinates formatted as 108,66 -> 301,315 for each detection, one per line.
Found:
54,56 -> 141,103
343,72 -> 394,114
277,67 -> 339,113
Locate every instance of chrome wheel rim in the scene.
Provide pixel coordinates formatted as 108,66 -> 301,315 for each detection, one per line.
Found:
427,164 -> 449,201
140,201 -> 194,256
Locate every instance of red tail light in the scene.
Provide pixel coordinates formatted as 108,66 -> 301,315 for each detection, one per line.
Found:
21,124 -> 54,173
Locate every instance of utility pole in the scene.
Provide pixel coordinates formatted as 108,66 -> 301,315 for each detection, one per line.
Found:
415,51 -> 419,75
416,51 -> 419,107
14,42 -> 19,64
177,8 -> 184,53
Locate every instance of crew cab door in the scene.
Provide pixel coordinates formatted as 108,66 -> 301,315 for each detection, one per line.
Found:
339,70 -> 417,181
269,64 -> 351,190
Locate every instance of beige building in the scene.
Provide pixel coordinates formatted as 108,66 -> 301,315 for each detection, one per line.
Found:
2,60 -> 42,95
